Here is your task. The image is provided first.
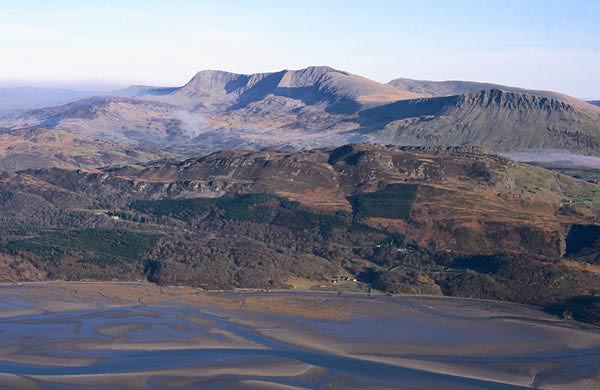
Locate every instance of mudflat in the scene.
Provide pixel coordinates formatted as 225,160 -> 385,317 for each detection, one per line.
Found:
0,282 -> 599,389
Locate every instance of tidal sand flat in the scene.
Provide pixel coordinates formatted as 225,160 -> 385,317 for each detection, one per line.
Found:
0,283 -> 599,389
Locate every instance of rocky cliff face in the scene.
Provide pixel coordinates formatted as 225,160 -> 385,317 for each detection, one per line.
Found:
388,77 -> 595,106
361,89 -> 600,154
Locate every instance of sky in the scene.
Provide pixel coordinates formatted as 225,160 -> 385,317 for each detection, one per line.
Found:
0,0 -> 598,98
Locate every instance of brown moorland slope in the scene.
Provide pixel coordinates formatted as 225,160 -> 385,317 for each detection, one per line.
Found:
0,128 -> 164,172
1,143 -> 600,323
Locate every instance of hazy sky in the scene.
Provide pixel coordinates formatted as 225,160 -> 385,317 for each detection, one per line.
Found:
0,0 -> 598,98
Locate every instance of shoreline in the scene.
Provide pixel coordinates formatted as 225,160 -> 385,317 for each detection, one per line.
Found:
0,283 -> 599,389
0,279 -> 591,325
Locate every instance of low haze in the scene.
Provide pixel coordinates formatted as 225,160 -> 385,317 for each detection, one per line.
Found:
0,0 -> 598,98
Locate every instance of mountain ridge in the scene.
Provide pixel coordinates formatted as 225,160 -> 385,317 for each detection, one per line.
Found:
388,77 -> 600,112
0,66 -> 599,166
359,88 -> 600,154
168,65 -> 422,112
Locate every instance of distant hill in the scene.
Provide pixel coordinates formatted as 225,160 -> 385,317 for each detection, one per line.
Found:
589,100 -> 600,107
0,87 -> 98,111
389,78 -> 515,96
111,85 -> 179,97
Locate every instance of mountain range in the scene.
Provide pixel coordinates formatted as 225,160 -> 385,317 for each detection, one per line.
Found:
0,86 -> 98,111
0,66 -> 599,172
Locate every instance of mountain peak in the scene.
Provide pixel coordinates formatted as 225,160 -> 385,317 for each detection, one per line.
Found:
172,65 -> 415,110
183,70 -> 246,92
184,66 -> 345,90
300,65 -> 340,72
189,69 -> 243,78
284,65 -> 347,77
